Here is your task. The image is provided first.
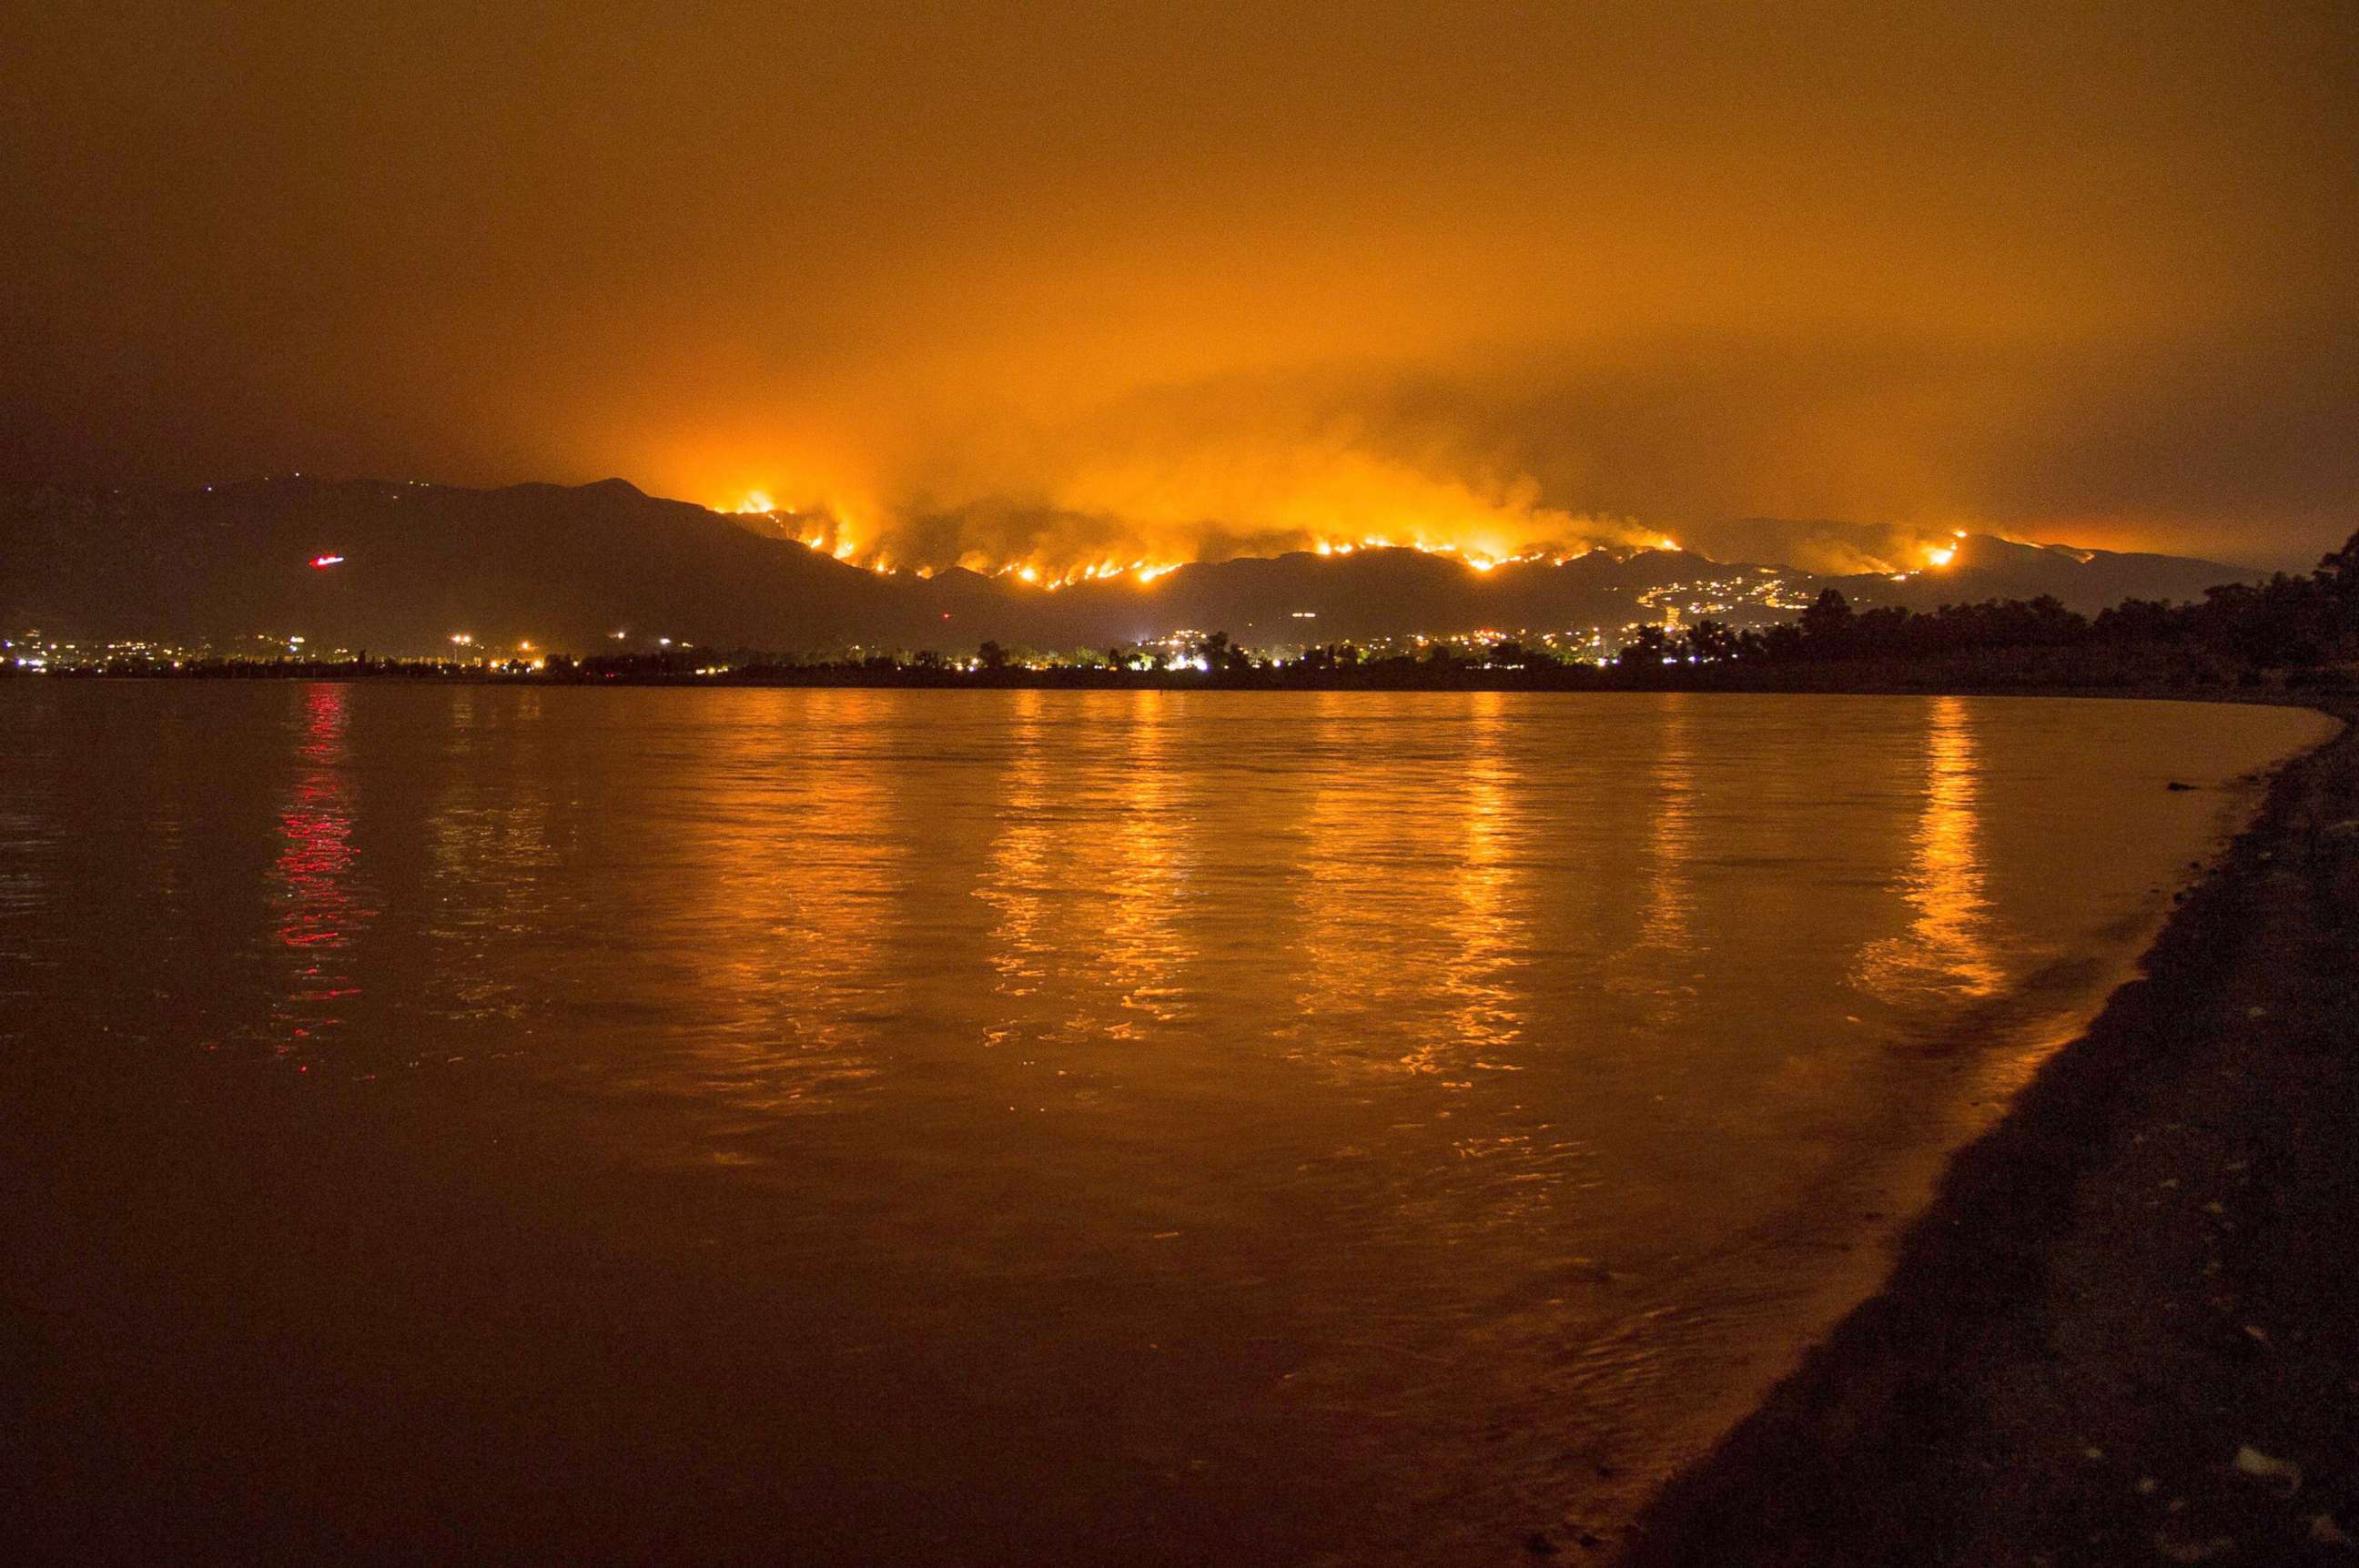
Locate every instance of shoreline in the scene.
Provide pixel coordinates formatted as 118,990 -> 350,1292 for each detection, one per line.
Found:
11,674 -> 2349,1561
11,663 -> 2351,711
1615,702 -> 2359,1565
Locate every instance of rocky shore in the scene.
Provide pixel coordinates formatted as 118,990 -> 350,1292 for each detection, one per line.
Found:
1617,702 -> 2359,1566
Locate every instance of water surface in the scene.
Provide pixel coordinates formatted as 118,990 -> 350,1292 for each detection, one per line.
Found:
0,685 -> 2331,1563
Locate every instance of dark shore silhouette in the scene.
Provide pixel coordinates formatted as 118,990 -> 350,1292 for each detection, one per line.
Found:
25,528 -> 2354,702
1609,535 -> 2359,1563
1615,699 -> 2359,1566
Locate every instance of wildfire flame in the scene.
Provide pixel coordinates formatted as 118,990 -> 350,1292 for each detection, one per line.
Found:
718,467 -> 1711,588
752,522 -> 1684,590
714,444 -> 1695,587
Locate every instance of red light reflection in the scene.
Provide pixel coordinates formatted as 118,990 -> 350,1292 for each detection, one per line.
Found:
269,684 -> 375,1052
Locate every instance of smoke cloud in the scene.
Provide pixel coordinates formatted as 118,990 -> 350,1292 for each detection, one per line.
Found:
4,2 -> 2352,568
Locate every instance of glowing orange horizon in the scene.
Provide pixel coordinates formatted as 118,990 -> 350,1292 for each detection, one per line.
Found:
723,487 -> 2027,587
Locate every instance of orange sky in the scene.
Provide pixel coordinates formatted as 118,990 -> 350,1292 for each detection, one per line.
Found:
4,1 -> 2353,566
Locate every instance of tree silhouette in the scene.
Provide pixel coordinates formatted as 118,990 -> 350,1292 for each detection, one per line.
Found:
1615,625 -> 1672,668
1798,587 -> 1854,649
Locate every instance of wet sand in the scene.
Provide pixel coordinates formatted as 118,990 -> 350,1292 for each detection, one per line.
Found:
1618,702 -> 2359,1566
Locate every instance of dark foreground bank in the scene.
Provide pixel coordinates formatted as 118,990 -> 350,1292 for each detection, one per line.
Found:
1618,704 -> 2359,1567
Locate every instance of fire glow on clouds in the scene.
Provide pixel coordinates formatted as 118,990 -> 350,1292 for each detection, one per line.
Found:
5,3 -> 2353,569
726,453 -> 1691,584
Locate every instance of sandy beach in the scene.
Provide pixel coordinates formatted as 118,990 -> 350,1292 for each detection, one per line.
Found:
1619,701 -> 2359,1566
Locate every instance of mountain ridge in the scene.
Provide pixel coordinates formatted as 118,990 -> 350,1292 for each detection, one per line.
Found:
0,476 -> 2263,657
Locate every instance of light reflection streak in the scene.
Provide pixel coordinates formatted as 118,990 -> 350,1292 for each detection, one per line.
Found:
0,720 -> 63,1039
1095,693 -> 1194,1034
1283,694 -> 1414,1077
663,690 -> 898,1112
976,692 -> 1200,1050
1856,696 -> 2003,1003
268,683 -> 374,1052
423,688 -> 557,1026
1637,694 -> 1698,956
1282,694 -> 1532,1085
1425,692 -> 1524,1075
977,688 -> 1055,1016
1605,694 -> 1703,1035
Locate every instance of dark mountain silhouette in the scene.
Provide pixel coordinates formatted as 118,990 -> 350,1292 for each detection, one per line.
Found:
1827,532 -> 2246,614
0,477 -> 926,654
0,477 -> 2262,656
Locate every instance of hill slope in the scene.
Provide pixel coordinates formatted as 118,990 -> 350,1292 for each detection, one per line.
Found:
0,478 -> 2260,656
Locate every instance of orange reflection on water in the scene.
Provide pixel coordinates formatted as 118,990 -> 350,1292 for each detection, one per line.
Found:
1428,692 -> 1524,1074
422,687 -> 560,1025
1857,696 -> 2003,1004
1638,693 -> 1699,957
1280,694 -> 1533,1084
1095,693 -> 1196,1034
1605,694 -> 1704,1044
668,689 -> 897,1113
1282,694 -> 1426,1078
977,688 -> 1055,1015
977,691 -> 1201,1048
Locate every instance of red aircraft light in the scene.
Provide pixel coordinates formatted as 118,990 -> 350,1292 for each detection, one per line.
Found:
309,554 -> 345,568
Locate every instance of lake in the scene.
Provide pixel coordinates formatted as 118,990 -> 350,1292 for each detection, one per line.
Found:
0,684 -> 2332,1564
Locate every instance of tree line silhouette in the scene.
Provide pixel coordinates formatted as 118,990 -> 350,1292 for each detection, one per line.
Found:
1588,526 -> 2359,689
26,530 -> 2354,693
594,524 -> 2353,691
